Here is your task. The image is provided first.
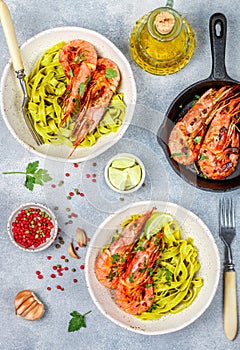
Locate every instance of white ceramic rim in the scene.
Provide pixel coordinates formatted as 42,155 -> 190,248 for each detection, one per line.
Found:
85,200 -> 221,335
0,26 -> 137,163
7,202 -> 58,252
104,153 -> 146,193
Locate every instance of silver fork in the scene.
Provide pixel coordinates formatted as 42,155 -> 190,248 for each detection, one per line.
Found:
0,0 -> 43,145
219,197 -> 238,341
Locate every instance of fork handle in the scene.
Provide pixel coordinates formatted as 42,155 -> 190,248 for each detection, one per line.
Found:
0,0 -> 24,72
224,271 -> 238,340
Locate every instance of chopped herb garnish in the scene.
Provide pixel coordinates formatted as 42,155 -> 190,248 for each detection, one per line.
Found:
193,136 -> 202,144
179,104 -> 183,109
170,152 -> 188,158
86,75 -> 91,83
111,254 -> 119,263
146,283 -> 153,288
129,273 -> 134,283
106,68 -> 118,79
79,82 -> 86,96
69,69 -> 74,78
134,245 -> 144,251
199,153 -> 207,160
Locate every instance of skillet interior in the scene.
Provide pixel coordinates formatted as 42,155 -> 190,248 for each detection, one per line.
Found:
157,79 -> 240,192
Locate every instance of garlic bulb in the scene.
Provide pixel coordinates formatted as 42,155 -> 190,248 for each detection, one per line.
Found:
14,290 -> 44,321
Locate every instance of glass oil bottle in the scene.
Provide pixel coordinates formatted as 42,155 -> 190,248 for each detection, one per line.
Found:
130,4 -> 195,75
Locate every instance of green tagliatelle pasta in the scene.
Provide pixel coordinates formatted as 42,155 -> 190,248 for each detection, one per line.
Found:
25,42 -> 126,147
137,216 -> 203,320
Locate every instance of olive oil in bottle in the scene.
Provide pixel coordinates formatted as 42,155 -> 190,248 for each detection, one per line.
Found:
130,6 -> 195,75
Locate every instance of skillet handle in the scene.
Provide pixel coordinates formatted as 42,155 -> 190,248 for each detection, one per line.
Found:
209,13 -> 229,80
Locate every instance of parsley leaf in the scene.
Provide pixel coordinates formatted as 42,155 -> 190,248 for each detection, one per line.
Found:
25,175 -> 35,191
2,161 -> 52,191
68,310 -> 91,332
106,68 -> 118,79
26,160 -> 39,174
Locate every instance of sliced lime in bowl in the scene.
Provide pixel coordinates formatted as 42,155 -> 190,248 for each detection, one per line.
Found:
105,153 -> 145,193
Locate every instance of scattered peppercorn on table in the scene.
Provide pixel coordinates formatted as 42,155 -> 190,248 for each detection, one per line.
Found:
0,0 -> 240,349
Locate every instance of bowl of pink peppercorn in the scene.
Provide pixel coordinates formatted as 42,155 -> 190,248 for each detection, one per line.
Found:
7,203 -> 58,252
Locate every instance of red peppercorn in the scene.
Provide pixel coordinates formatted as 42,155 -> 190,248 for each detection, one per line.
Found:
56,285 -> 61,289
61,255 -> 65,259
80,265 -> 85,270
52,266 -> 57,270
47,256 -> 52,260
36,271 -> 41,275
86,174 -> 91,178
73,279 -> 78,283
64,267 -> 69,271
73,163 -> 79,168
79,193 -> 85,197
47,287 -> 51,291
51,274 -> 56,278
65,173 -> 70,177
38,275 -> 43,279
92,179 -> 96,183
51,184 -> 56,188
69,192 -> 74,197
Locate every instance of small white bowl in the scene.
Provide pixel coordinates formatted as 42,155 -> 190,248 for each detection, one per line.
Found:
104,153 -> 145,194
7,202 -> 58,252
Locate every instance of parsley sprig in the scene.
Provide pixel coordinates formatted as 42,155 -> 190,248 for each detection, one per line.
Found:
2,160 -> 52,191
68,310 -> 92,332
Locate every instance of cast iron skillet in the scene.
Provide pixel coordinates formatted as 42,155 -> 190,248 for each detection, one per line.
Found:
157,13 -> 240,192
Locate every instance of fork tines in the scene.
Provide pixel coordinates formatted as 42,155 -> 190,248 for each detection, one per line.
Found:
220,197 -> 235,230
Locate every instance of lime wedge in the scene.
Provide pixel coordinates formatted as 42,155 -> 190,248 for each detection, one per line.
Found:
124,165 -> 142,190
111,157 -> 136,169
108,167 -> 127,190
144,212 -> 174,239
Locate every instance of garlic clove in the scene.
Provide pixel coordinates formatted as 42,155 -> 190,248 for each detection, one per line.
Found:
21,301 -> 38,317
16,296 -> 35,316
68,241 -> 80,259
24,302 -> 44,321
14,290 -> 44,321
14,290 -> 33,310
76,227 -> 87,247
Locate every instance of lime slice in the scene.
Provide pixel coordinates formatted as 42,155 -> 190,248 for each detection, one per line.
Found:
124,165 -> 142,190
111,157 -> 136,169
144,212 -> 174,239
108,167 -> 127,190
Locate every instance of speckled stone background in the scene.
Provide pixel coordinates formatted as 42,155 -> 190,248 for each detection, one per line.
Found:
1,0 -> 240,349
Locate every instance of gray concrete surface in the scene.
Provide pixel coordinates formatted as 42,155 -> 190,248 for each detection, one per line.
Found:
0,0 -> 240,349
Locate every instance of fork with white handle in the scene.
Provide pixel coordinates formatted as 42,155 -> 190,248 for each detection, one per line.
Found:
219,197 -> 238,341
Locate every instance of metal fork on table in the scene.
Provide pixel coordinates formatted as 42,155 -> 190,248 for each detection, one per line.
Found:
219,197 -> 238,341
0,0 -> 43,145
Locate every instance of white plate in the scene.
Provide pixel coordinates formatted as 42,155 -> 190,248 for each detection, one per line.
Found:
0,27 -> 136,162
85,201 -> 220,335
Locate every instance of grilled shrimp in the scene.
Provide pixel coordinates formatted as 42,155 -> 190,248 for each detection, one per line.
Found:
59,40 -> 97,124
198,95 -> 240,179
168,86 -> 234,165
68,57 -> 120,157
95,208 -> 154,289
115,233 -> 163,315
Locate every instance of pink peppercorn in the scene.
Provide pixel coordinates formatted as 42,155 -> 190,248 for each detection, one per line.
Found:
65,173 -> 70,177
